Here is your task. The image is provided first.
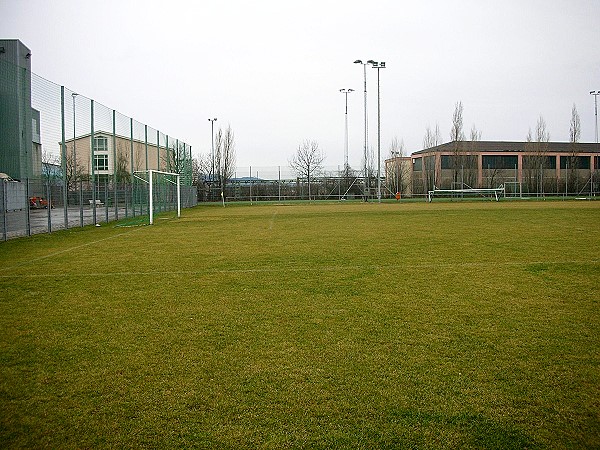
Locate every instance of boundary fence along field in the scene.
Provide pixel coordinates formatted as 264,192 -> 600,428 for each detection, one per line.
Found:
0,57 -> 196,241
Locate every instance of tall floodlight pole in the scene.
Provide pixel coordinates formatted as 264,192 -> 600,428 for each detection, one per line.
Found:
591,91 -> 599,145
354,60 -> 369,200
339,88 -> 354,173
368,61 -> 386,203
208,118 -> 217,188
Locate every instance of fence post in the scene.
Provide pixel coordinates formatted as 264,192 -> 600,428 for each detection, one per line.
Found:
79,179 -> 83,227
47,181 -> 51,233
1,179 -> 6,241
166,135 -> 170,172
88,99 -> 95,224
113,109 -> 118,221
105,178 -> 109,223
130,118 -> 134,218
26,179 -> 31,236
145,124 -> 148,172
61,86 -> 68,229
130,118 -> 134,176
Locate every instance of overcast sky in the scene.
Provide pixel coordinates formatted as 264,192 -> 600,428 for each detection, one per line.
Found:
2,0 -> 599,169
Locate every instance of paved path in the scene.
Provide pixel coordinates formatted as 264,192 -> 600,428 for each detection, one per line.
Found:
1,206 -> 140,240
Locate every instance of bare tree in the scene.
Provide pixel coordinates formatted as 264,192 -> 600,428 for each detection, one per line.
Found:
113,145 -> 131,185
422,123 -> 441,191
470,124 -> 482,142
567,104 -> 582,192
63,148 -> 86,191
214,125 -> 236,197
193,157 -> 210,187
450,101 -> 470,187
449,102 -> 477,188
42,151 -> 59,184
465,124 -> 481,187
289,140 -> 324,200
191,154 -> 212,201
570,104 -> 581,144
387,137 -> 409,195
524,116 -> 550,194
450,101 -> 465,143
162,141 -> 192,183
423,123 -> 441,149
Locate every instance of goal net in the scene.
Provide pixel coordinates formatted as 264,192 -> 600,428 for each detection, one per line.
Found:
132,170 -> 181,225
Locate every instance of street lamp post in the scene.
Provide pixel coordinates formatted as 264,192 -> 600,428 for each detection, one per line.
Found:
208,118 -> 217,194
368,61 -> 386,203
339,88 -> 354,178
354,60 -> 369,200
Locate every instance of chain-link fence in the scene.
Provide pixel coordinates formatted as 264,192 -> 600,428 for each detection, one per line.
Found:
199,165 -> 382,202
198,160 -> 600,203
0,57 -> 196,241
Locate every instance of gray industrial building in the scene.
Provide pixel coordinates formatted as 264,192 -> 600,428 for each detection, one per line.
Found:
0,39 -> 41,181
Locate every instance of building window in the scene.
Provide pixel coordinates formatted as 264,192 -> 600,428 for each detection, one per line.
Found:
94,154 -> 109,171
413,157 -> 422,171
93,136 -> 109,172
94,136 -> 108,152
523,155 -> 556,170
441,155 -> 452,169
560,155 -> 590,170
482,155 -> 518,170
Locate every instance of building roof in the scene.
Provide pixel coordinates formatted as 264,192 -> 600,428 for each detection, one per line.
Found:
411,141 -> 600,156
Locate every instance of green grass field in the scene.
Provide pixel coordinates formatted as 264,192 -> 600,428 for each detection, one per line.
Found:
1,200 -> 599,448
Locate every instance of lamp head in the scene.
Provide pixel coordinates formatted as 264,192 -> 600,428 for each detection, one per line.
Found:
353,59 -> 363,64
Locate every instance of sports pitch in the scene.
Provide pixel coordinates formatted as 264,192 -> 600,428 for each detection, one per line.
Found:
1,200 -> 599,448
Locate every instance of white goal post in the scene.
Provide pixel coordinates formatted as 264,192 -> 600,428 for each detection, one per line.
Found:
427,185 -> 505,202
133,170 -> 181,224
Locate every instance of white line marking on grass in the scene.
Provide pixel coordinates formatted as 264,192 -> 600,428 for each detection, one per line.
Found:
0,228 -> 143,273
268,209 -> 278,230
0,259 -> 598,279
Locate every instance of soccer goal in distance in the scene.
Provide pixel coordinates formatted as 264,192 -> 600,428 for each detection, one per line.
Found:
132,170 -> 181,225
